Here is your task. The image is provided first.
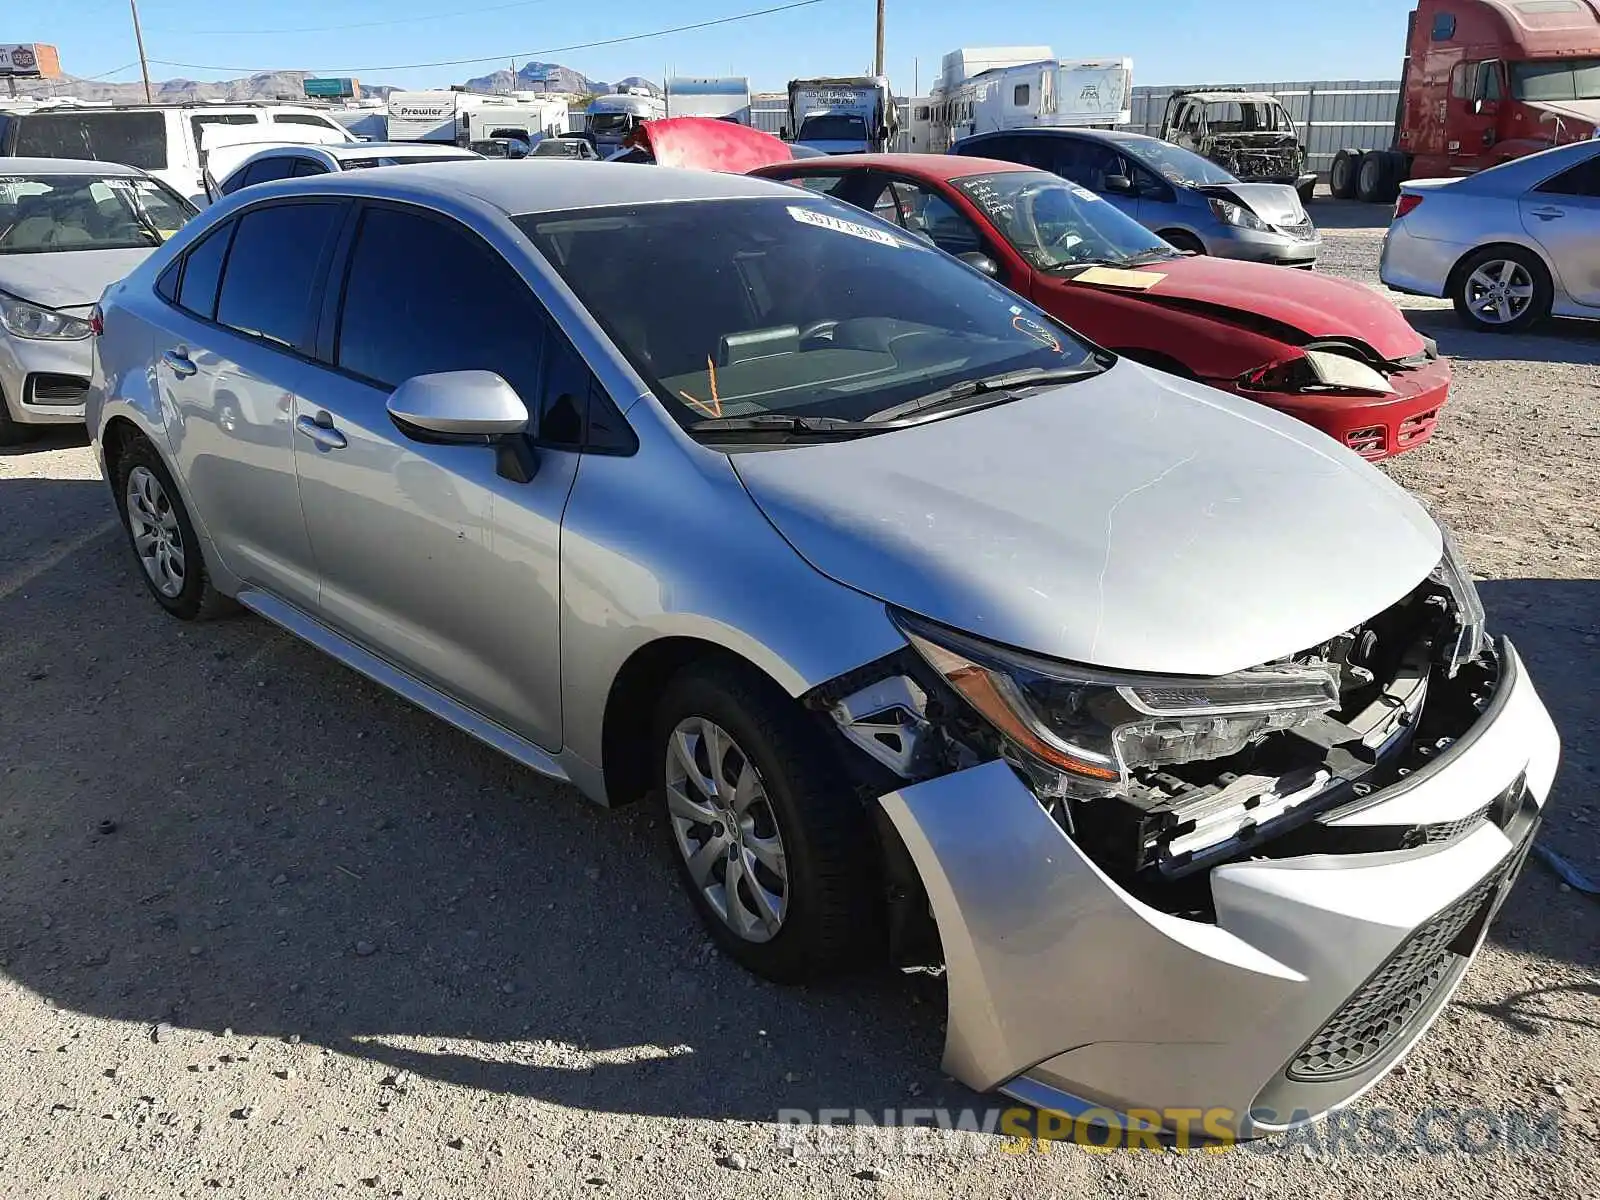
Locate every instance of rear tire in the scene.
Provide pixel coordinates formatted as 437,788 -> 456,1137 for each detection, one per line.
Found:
653,660 -> 882,983
1355,151 -> 1399,204
1450,245 -> 1552,334
111,435 -> 234,620
1330,148 -> 1361,200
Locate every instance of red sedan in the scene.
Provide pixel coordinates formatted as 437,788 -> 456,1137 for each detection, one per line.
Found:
753,154 -> 1449,460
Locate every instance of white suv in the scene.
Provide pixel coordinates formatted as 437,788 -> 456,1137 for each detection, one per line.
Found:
0,101 -> 352,205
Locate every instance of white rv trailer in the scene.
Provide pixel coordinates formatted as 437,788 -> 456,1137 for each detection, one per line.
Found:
929,52 -> 1133,151
386,90 -> 564,145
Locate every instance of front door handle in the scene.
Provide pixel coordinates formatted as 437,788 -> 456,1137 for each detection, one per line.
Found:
1530,207 -> 1566,220
161,348 -> 197,378
295,413 -> 348,451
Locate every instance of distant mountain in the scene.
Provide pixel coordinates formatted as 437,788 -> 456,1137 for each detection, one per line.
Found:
462,62 -> 608,97
20,71 -> 400,105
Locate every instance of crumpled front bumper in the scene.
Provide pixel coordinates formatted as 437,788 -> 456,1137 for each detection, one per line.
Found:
878,639 -> 1558,1137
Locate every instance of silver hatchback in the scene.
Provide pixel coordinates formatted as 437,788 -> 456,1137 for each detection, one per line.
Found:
89,162 -> 1555,1135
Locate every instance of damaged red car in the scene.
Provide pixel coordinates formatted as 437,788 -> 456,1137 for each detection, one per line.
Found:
754,154 -> 1449,459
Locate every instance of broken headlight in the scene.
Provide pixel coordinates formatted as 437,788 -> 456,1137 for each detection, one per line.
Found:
1208,197 -> 1269,231
893,610 -> 1339,799
1431,520 -> 1488,677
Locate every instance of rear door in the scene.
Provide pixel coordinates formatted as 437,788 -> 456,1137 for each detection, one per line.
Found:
289,201 -> 583,750
1522,151 -> 1600,307
154,198 -> 347,611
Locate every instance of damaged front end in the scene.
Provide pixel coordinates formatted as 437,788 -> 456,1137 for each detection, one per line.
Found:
807,530 -> 1559,1133
1205,134 -> 1306,185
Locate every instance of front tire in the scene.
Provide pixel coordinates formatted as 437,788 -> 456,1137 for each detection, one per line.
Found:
1451,246 -> 1552,333
112,437 -> 233,620
1161,230 -> 1206,255
654,661 -> 881,983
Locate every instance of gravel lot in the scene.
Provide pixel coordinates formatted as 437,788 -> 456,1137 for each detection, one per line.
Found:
1,198 -> 1595,1199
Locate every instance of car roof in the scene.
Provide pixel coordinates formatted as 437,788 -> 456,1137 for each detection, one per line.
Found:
322,143 -> 479,161
763,152 -> 1036,182
960,127 -> 1153,147
0,156 -> 151,177
1180,91 -> 1277,103
244,159 -> 796,213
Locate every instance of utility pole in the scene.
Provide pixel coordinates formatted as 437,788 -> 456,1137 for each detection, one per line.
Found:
874,0 -> 885,77
128,0 -> 153,103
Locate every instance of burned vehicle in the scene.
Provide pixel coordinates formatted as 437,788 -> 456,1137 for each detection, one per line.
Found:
1162,89 -> 1319,203
90,163 -> 1557,1136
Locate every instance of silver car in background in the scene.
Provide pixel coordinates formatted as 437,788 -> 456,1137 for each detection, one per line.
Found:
0,158 -> 193,444
1381,139 -> 1600,333
88,163 -> 1556,1135
952,128 -> 1321,267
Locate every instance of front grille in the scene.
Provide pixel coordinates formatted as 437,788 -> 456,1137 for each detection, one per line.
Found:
1397,407 -> 1439,448
1281,220 -> 1318,241
26,373 -> 90,406
1404,803 -> 1491,848
1287,868 -> 1504,1080
1345,425 -> 1387,456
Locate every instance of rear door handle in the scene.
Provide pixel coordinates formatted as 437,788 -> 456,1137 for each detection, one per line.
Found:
161,348 -> 197,378
1530,207 -> 1566,220
295,414 -> 348,451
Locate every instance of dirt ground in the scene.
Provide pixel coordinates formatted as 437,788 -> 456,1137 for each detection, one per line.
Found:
1,198 -> 1596,1199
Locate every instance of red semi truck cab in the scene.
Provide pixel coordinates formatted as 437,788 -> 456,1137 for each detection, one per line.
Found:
1333,0 -> 1600,201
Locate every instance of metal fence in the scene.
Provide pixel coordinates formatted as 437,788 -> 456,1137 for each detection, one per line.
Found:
1120,80 -> 1401,177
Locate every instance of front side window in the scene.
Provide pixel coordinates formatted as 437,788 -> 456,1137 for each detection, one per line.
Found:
335,205 -> 544,401
1510,57 -> 1600,101
954,171 -> 1178,271
515,197 -> 1100,438
243,156 -> 298,187
13,111 -> 168,171
0,172 -> 193,254
1013,84 -> 1031,107
215,203 -> 342,349
882,181 -> 982,256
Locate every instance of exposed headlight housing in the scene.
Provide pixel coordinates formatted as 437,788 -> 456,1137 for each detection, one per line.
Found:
894,611 -> 1339,799
1241,349 -> 1394,396
1208,197 -> 1269,231
1431,520 -> 1488,677
0,293 -> 93,341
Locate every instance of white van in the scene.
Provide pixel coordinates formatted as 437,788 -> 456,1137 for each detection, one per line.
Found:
0,101 -> 352,206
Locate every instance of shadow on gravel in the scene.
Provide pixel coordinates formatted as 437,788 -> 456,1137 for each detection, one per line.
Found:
0,427 -> 90,458
0,475 -> 967,1125
1461,980 -> 1600,1036
1306,198 -> 1394,232
1,475 -> 1594,1124
1406,307 -> 1600,367
1476,578 -> 1600,972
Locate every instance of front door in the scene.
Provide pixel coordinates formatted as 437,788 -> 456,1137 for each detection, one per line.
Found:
1522,151 -> 1600,307
155,199 -> 346,612
1447,60 -> 1504,173
290,202 -> 580,750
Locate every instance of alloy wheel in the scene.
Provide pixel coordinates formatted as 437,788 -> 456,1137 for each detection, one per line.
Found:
125,465 -> 187,598
665,716 -> 789,943
1464,259 -> 1536,326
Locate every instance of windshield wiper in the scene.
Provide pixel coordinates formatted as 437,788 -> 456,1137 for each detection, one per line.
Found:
689,413 -> 882,440
1122,247 -> 1184,265
863,365 -> 1104,425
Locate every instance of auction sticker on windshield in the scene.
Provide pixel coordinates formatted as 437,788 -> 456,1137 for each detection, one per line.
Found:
788,205 -> 901,248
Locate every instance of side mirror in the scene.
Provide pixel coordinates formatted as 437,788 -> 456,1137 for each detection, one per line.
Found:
780,126 -> 790,140
387,370 -> 539,483
1103,174 -> 1135,195
958,251 -> 999,278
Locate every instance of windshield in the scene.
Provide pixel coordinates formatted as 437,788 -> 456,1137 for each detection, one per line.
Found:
1203,101 -> 1289,134
953,171 -> 1177,270
1126,138 -> 1238,186
1511,58 -> 1600,102
514,197 -> 1099,437
589,112 -> 635,134
0,173 -> 193,255
798,114 -> 869,141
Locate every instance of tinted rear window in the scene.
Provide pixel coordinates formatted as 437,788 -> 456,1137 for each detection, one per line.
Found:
177,222 -> 234,320
216,203 -> 342,349
12,111 -> 168,171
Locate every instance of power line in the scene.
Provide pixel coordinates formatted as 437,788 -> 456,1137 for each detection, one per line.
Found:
77,61 -> 144,81
148,0 -> 561,38
147,0 -> 828,76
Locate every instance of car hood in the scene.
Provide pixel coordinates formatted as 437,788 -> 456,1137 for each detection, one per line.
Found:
731,361 -> 1442,675
1527,99 -> 1600,130
0,248 -> 157,310
1193,180 -> 1306,226
1051,254 -> 1428,359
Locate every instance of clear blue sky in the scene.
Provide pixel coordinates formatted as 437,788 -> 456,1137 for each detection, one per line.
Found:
37,0 -> 1416,94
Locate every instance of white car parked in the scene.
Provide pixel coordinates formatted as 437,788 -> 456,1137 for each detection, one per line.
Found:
0,101 -> 353,206
207,141 -> 482,202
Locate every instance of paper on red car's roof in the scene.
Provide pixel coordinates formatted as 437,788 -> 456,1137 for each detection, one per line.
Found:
625,117 -> 794,172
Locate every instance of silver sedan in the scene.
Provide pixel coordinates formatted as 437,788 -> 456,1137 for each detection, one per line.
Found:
89,162 -> 1556,1135
1380,138 -> 1600,332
